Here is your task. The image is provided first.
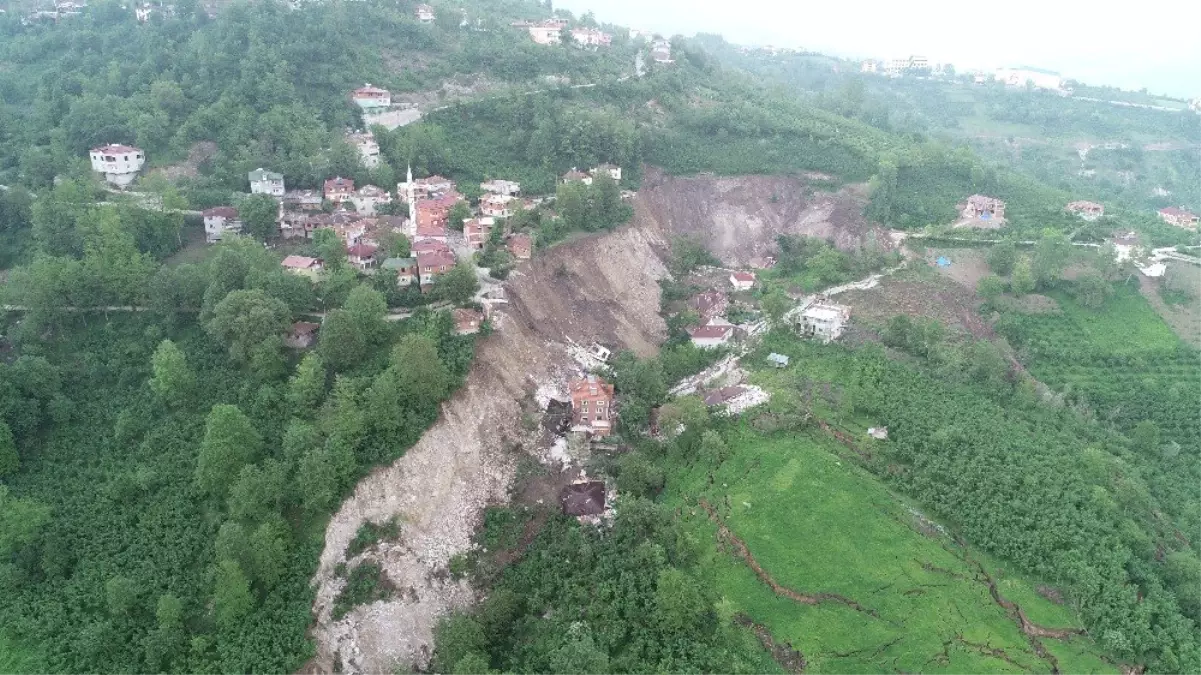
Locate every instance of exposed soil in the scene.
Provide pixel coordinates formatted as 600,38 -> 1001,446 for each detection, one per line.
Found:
1138,274 -> 1201,348
307,225 -> 669,674
838,272 -> 986,337
146,141 -> 217,181
925,248 -> 992,291
733,613 -> 807,674
632,167 -> 894,266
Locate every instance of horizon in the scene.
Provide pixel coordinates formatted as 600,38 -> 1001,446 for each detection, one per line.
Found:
554,0 -> 1201,99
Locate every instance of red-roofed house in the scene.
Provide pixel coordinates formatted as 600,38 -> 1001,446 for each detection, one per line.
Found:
412,239 -> 453,255
1066,200 -> 1104,220
453,308 -> 484,335
687,320 -> 734,348
347,243 -> 378,270
324,177 -> 355,204
417,250 -> 457,288
1159,207 -> 1199,229
351,85 -> 391,110
507,232 -> 533,259
282,255 -> 323,279
203,206 -> 242,243
89,143 -> 145,187
415,220 -> 448,243
568,375 -> 616,437
464,217 -> 495,250
729,271 -> 756,290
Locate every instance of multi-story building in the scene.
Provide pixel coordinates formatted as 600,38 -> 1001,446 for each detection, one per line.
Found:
202,206 -> 242,243
248,168 -> 285,197
568,374 -> 616,437
89,144 -> 145,187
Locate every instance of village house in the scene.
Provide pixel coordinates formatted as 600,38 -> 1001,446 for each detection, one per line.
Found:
346,243 -> 378,270
1110,232 -> 1142,263
349,184 -> 392,216
767,353 -> 790,368
571,27 -> 612,47
351,84 -> 391,110
346,130 -> 380,169
507,232 -> 533,259
797,301 -> 850,343
748,255 -> 777,270
413,239 -> 453,255
526,19 -> 566,45
1066,200 -> 1104,220
89,143 -> 145,187
415,219 -> 449,243
480,179 -> 521,196
463,217 -> 495,250
453,308 -> 485,335
650,39 -> 673,64
860,60 -> 878,73
285,321 -> 319,350
1158,207 -> 1199,229
480,193 -> 515,218
560,479 -> 606,518
281,255 -> 323,279
323,176 -> 355,205
135,3 -> 152,22
995,66 -> 1062,91
867,426 -> 889,440
729,271 -> 756,291
278,211 -> 317,240
590,164 -> 621,182
686,289 -> 728,320
380,257 -> 418,286
282,189 -> 323,212
248,168 -> 285,197
561,168 -> 591,185
415,3 -> 434,23
960,194 -> 1006,221
202,206 -> 242,243
569,374 -> 615,437
687,320 -> 735,349
417,249 -> 457,288
400,174 -> 455,200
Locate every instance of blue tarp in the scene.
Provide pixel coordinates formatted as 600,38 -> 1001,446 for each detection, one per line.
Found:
936,256 -> 952,267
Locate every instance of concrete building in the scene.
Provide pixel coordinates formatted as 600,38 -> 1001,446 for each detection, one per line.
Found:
590,164 -> 621,182
248,168 -> 285,197
687,321 -> 734,349
797,301 -> 850,343
351,84 -> 391,110
729,271 -> 756,290
381,256 -> 418,286
89,144 -> 145,187
569,374 -> 615,437
960,194 -> 1006,221
526,19 -> 566,45
349,184 -> 391,216
281,255 -> 323,279
415,3 -> 434,23
571,27 -> 612,47
480,179 -> 521,196
323,176 -> 355,205
480,193 -> 515,218
1066,200 -> 1104,220
202,206 -> 241,243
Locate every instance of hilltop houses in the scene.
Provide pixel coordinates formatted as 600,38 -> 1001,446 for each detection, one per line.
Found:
960,194 -> 1006,221
202,206 -> 241,243
1066,200 -> 1104,220
1158,207 -> 1199,229
346,243 -> 378,271
351,85 -> 391,110
89,144 -> 144,187
569,374 -> 615,437
562,168 -> 591,185
248,168 -> 285,197
416,247 -> 457,288
347,130 -> 380,169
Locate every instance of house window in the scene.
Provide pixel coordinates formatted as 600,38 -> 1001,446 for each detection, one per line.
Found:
579,401 -> 588,413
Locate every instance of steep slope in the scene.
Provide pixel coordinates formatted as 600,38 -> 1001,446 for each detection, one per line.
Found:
308,224 -> 669,674
631,168 -> 894,264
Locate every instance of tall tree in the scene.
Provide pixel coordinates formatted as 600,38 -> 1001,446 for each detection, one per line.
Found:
0,421 -> 19,478
213,559 -> 254,629
205,289 -> 292,363
238,194 -> 280,241
149,339 -> 194,408
195,404 -> 262,499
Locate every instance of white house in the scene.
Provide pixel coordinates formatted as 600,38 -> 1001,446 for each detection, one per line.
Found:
415,3 -> 434,23
995,66 -> 1062,91
248,168 -> 285,197
202,206 -> 242,244
346,130 -> 380,169
590,164 -> 621,182
480,179 -> 521,196
480,193 -> 515,218
89,144 -> 145,187
135,3 -> 152,22
527,20 -> 565,45
798,301 -> 850,343
860,60 -> 878,74
349,185 -> 392,216
351,84 -> 391,110
687,320 -> 734,349
571,27 -> 612,47
729,271 -> 756,290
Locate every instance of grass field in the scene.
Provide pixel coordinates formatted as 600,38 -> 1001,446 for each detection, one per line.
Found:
664,432 -> 1116,674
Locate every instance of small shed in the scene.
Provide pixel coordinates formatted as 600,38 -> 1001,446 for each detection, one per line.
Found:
767,353 -> 790,368
560,481 -> 606,516
867,426 -> 888,440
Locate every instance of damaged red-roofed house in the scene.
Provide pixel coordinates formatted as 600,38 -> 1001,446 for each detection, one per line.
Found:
453,308 -> 485,335
687,320 -> 734,348
569,374 -> 615,437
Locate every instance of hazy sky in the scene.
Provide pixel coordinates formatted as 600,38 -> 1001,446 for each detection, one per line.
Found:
554,0 -> 1201,98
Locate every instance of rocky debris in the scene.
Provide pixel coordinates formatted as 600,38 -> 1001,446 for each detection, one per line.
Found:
308,223 -> 670,674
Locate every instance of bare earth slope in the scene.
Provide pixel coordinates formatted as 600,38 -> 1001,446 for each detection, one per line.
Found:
633,167 -> 891,264
308,224 -> 669,674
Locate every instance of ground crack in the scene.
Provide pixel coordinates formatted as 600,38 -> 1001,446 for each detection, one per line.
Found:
699,498 -> 884,620
733,612 -> 807,673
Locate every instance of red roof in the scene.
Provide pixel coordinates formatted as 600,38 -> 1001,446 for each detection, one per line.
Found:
202,206 -> 238,218
324,177 -> 355,193
417,250 -> 457,271
347,243 -> 378,258
569,375 -> 614,401
732,271 -> 756,282
687,323 -> 733,340
282,255 -> 321,269
1160,207 -> 1197,218
412,240 -> 453,254
353,85 -> 389,97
